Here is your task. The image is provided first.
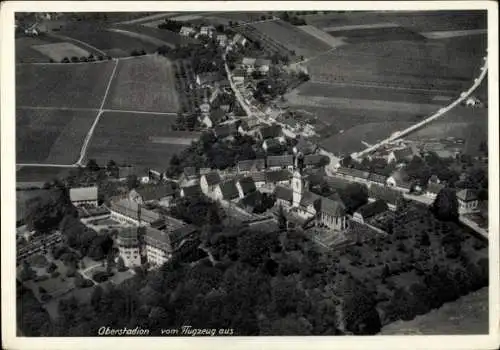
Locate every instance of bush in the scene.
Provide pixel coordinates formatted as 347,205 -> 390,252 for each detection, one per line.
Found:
93,271 -> 114,283
46,262 -> 58,273
51,271 -> 60,278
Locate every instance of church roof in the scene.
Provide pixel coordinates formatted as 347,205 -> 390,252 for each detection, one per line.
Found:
316,197 -> 346,217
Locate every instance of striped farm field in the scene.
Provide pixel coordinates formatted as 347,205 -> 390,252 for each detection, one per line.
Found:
16,108 -> 97,164
112,24 -> 198,47
104,55 -> 180,113
16,60 -> 116,109
297,25 -> 346,48
85,111 -> 200,170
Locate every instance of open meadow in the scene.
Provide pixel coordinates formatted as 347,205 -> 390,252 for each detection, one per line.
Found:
104,55 -> 180,113
16,166 -> 75,183
85,111 -> 200,170
112,24 -> 198,47
16,108 -> 97,164
16,61 -> 116,109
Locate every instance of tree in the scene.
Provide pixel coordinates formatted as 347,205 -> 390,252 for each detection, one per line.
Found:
276,205 -> 287,230
20,261 -> 36,281
126,174 -> 139,190
340,183 -> 368,213
86,159 -> 100,172
106,160 -> 119,177
432,188 -> 459,221
117,256 -> 127,272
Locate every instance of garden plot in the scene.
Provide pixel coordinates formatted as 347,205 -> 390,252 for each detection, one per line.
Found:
32,42 -> 90,62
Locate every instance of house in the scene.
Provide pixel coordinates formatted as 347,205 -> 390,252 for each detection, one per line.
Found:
387,146 -> 418,164
293,138 -> 317,156
196,72 -> 223,88
199,25 -> 215,37
179,26 -> 196,36
69,186 -> 98,207
216,34 -> 228,46
181,167 -> 198,182
237,158 -> 266,174
213,124 -> 237,140
386,169 -> 412,191
241,57 -> 257,71
128,184 -> 177,208
200,172 -> 222,195
214,179 -> 240,201
257,124 -> 283,140
232,33 -> 248,47
267,155 -> 294,171
236,177 -> 257,198
368,173 -> 388,185
180,184 -> 202,198
262,138 -> 284,152
428,174 -> 441,185
274,185 -> 294,208
116,227 -> 141,268
238,117 -> 261,135
255,58 -> 271,74
144,227 -> 172,268
336,167 -> 370,181
456,189 -> 479,214
367,185 -> 402,210
302,154 -> 327,169
199,168 -> 212,176
232,69 -> 246,85
425,183 -> 444,199
109,199 -> 164,227
352,200 -> 389,224
170,224 -> 199,251
249,172 -> 267,188
265,169 -> 292,187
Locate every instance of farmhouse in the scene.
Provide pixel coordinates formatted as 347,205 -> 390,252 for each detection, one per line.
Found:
200,25 -> 216,37
180,167 -> 199,184
267,155 -> 294,171
257,124 -> 283,140
368,185 -> 402,211
200,172 -> 222,195
265,169 -> 293,187
170,224 -> 199,251
238,117 -> 262,135
255,58 -> 271,74
69,186 -> 98,207
236,177 -> 257,199
109,199 -> 164,228
241,57 -> 257,71
425,183 -> 445,199
117,166 -> 141,180
387,147 -> 418,164
128,184 -> 177,208
368,173 -> 388,185
213,124 -> 237,140
386,169 -> 412,191
214,179 -> 240,201
293,138 -> 317,156
180,184 -> 202,198
144,226 -> 172,268
232,33 -> 248,47
457,188 -> 479,214
116,227 -> 141,268
249,172 -> 267,188
352,200 -> 389,224
232,69 -> 246,85
275,185 -> 294,209
196,72 -> 224,88
302,154 -> 327,169
262,138 -> 284,152
179,26 -> 196,36
237,158 -> 266,174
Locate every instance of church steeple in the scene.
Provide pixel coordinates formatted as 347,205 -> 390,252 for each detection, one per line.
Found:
292,169 -> 304,207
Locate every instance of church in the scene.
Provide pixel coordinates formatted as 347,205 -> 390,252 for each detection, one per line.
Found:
276,170 -> 348,231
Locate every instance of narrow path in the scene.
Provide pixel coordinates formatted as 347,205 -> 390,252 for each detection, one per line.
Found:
46,32 -> 107,56
75,59 -> 120,166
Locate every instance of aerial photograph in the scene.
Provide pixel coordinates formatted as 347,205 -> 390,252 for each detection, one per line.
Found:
14,9 -> 489,337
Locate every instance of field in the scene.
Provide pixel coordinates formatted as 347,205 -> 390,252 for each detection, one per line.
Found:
325,26 -> 427,44
16,108 -> 97,164
250,20 -> 331,58
32,42 -> 90,62
113,24 -> 198,47
16,166 -> 75,183
16,36 -> 71,63
104,55 -> 180,113
85,111 -> 200,170
16,61 -> 116,108
380,287 -> 488,335
296,25 -> 346,48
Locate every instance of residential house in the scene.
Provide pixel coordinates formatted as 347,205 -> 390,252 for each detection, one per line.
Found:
199,25 -> 215,37
265,169 -> 292,187
109,199 -> 164,228
232,33 -> 248,47
293,138 -> 317,156
179,26 -> 196,36
302,154 -> 327,169
262,138 -> 284,153
213,179 -> 240,201
456,189 -> 479,214
274,185 -> 294,209
428,174 -> 441,185
116,227 -> 141,268
128,184 -> 177,208
386,169 -> 412,192
237,158 -> 266,174
236,177 -> 257,199
241,57 -> 257,72
352,200 -> 389,224
249,172 -> 267,188
387,146 -> 418,164
196,72 -> 223,88
425,183 -> 445,199
216,34 -> 228,47
144,227 -> 172,268
200,172 -> 222,195
368,173 -> 388,186
255,58 -> 271,74
69,186 -> 98,207
336,167 -> 370,181
232,68 -> 246,85
257,124 -> 283,140
367,185 -> 402,211
180,184 -> 202,198
267,155 -> 294,171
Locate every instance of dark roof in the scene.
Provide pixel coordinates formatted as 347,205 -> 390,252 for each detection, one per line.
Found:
144,227 -> 171,252
368,173 -> 388,184
237,177 -> 257,196
325,176 -> 351,191
213,124 -> 236,138
239,191 -> 261,209
255,58 -> 271,66
368,185 -> 402,205
266,170 -> 292,183
336,167 -> 370,179
303,154 -> 326,167
300,191 -> 321,207
249,172 -> 266,183
181,184 -> 202,197
136,184 -> 176,201
183,167 -> 197,178
355,200 -> 388,219
294,138 -> 317,154
117,227 -> 138,243
110,199 -> 162,224
238,158 -> 266,172
456,189 -> 478,201
389,169 -> 410,184
198,72 -> 223,85
316,197 -> 346,217
267,155 -> 294,168
426,183 -> 445,194
219,179 -> 240,200
259,124 -> 282,139
203,172 -> 222,186
170,224 -> 198,245
274,185 -> 293,202
392,147 -> 415,160
263,138 -> 282,150
428,175 -> 440,184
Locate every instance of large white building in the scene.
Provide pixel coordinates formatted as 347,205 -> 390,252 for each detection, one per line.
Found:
116,227 -> 141,268
70,186 -> 98,207
144,227 -> 173,268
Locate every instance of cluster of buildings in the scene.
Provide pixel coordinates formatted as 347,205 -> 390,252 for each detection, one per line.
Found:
179,24 -> 248,49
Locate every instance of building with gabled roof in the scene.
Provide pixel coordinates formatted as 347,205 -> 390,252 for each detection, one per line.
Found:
368,185 -> 402,210
144,226 -> 172,268
70,186 -> 98,206
336,167 -> 370,180
387,147 -> 418,164
456,188 -> 479,214
232,33 -> 248,47
428,174 -> 441,185
236,177 -> 257,198
237,158 -> 266,174
267,154 -> 294,171
257,124 -> 282,140
274,185 -> 294,208
214,179 -> 240,201
116,227 -> 141,268
109,199 -> 164,227
368,173 -> 388,185
425,182 -> 445,199
249,172 -> 267,188
200,172 -> 222,195
293,138 -> 317,156
302,154 -> 327,169
180,184 -> 203,198
352,200 -> 389,224
265,169 -> 293,186
387,168 -> 412,191
179,26 -> 196,36
128,184 -> 177,207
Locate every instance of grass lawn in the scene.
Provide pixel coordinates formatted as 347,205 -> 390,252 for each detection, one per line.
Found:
85,111 -> 199,170
16,60 -> 116,109
104,55 -> 180,113
32,42 -> 90,62
16,108 -> 97,164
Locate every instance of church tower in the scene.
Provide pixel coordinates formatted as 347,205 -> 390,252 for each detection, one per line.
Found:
292,169 -> 304,207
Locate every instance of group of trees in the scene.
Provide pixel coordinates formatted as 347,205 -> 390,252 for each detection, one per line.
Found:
130,49 -> 147,56
157,18 -> 183,32
280,12 -> 307,25
60,54 -> 111,63
25,188 -> 74,233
